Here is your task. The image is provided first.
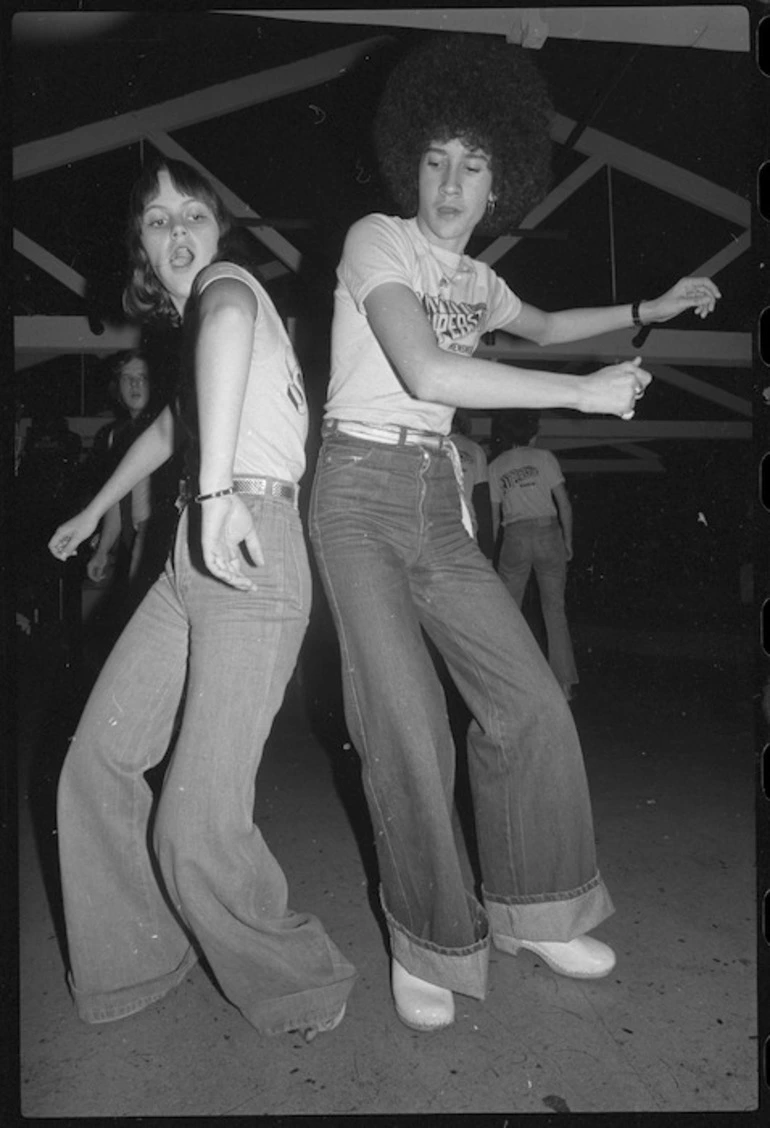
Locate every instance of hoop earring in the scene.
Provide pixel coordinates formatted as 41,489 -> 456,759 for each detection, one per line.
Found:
486,195 -> 497,217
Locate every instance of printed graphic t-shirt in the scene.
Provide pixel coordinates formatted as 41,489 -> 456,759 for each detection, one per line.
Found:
327,214 -> 522,434
489,446 -> 564,524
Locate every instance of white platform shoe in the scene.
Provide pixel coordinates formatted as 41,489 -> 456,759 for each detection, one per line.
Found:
495,934 -> 616,978
391,959 -> 455,1031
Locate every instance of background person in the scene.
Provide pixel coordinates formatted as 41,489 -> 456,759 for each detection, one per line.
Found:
82,350 -> 181,654
489,409 -> 577,701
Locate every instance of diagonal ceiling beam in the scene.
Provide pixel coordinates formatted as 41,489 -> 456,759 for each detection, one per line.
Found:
544,435 -> 664,469
14,230 -> 87,297
551,114 -> 749,226
146,130 -> 301,273
691,230 -> 751,277
239,8 -> 750,52
609,442 -> 663,460
479,155 -> 604,265
652,364 -> 751,416
13,37 -> 391,179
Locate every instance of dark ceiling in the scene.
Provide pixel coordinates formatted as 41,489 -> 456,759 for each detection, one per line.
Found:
10,9 -> 757,418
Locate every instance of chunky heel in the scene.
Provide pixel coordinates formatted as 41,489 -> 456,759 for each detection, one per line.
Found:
391,959 -> 455,1031
493,934 -> 615,978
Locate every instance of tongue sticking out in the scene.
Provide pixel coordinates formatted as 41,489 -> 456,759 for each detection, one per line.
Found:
170,247 -> 193,267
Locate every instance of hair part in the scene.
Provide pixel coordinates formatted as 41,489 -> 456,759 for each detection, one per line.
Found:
122,157 -> 238,325
374,34 -> 553,235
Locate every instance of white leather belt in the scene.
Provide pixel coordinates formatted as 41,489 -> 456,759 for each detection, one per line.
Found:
324,418 -> 453,451
323,419 -> 473,536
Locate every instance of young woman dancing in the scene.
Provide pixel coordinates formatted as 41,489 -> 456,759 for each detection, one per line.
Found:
49,158 -> 356,1039
309,34 -> 719,1031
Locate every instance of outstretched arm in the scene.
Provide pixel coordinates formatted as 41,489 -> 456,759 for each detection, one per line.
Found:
49,407 -> 175,561
501,276 -> 721,347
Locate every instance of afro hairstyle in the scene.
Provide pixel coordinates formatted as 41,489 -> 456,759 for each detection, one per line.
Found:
374,34 -> 553,236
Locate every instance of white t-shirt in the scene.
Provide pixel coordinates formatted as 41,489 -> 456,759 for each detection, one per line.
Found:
489,446 -> 564,524
326,214 -> 522,434
193,262 -> 308,483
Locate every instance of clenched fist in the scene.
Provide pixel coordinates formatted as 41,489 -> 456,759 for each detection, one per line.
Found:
578,356 -> 651,419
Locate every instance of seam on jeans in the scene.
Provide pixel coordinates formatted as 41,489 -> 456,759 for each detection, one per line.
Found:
423,567 -> 526,890
312,551 -> 410,916
280,508 -> 308,616
308,473 -> 413,923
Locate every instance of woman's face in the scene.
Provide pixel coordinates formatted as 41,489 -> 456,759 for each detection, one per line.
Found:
416,137 -> 494,253
139,169 -> 221,314
118,357 -> 150,417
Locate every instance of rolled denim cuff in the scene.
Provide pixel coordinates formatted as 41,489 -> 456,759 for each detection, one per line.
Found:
483,872 -> 614,944
70,945 -> 198,1024
381,889 -> 490,1000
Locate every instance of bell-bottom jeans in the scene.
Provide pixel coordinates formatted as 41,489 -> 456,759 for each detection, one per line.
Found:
498,516 -> 578,689
309,433 -> 612,1000
57,496 -> 356,1032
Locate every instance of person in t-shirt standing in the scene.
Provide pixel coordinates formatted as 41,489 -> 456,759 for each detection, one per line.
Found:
489,410 -> 577,701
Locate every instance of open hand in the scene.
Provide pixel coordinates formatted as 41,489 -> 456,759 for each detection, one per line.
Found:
200,493 -> 264,591
645,276 -> 720,323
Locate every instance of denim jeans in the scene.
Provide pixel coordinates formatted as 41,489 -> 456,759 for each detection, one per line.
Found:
57,496 -> 356,1032
309,433 -> 612,1000
498,517 -> 578,689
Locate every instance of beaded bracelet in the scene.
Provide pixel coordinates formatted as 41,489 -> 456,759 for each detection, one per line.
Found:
195,486 -> 235,503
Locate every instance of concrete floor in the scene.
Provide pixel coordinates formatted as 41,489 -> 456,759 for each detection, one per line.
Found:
16,612 -> 759,1119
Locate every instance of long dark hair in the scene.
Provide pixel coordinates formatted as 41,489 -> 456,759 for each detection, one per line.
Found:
122,158 -> 241,325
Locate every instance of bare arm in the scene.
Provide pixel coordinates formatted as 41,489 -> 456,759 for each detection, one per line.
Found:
552,481 -> 573,561
193,277 -> 264,590
363,284 -> 650,417
49,407 -> 175,560
501,276 -> 721,346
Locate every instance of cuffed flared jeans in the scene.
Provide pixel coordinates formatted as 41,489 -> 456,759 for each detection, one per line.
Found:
309,433 -> 612,1000
57,496 -> 356,1032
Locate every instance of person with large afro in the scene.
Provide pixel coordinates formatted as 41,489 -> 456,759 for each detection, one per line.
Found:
309,33 -> 720,1031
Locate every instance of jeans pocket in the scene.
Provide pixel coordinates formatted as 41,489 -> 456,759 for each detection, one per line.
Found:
320,446 -> 374,472
238,501 -> 310,616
